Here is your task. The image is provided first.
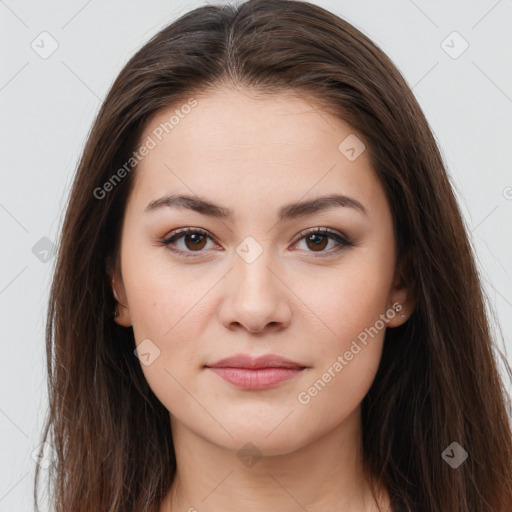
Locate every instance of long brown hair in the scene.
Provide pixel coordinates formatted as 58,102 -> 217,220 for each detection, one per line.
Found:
34,1 -> 512,510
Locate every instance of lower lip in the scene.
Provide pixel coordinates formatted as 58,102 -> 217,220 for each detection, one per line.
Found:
207,367 -> 304,390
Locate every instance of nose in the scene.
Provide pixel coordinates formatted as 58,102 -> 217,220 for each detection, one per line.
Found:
218,246 -> 292,334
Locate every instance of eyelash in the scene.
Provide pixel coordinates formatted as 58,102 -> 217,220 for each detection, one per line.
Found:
160,227 -> 354,258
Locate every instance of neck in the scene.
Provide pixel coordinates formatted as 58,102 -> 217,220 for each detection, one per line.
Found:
160,405 -> 391,512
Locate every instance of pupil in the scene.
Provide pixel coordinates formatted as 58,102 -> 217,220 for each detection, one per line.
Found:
308,234 -> 327,251
186,234 -> 205,250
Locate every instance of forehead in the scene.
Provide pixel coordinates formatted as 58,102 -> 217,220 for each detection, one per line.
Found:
128,87 -> 387,222
139,87 -> 354,163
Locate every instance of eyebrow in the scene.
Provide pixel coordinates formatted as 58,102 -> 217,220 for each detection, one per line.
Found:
144,193 -> 368,221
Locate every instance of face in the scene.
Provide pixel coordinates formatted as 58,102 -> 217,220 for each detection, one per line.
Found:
111,87 -> 413,455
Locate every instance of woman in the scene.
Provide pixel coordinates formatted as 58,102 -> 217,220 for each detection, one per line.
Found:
34,1 -> 512,511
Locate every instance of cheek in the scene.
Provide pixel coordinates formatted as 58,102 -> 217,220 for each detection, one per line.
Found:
125,273 -> 207,419
119,255 -> 198,404
294,261 -> 392,358
290,255 -> 392,417
294,292 -> 388,437
121,241 -> 203,340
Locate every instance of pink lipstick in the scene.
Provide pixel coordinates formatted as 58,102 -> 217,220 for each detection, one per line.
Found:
205,354 -> 307,390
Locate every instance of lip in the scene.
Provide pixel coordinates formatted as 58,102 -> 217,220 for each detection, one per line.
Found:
205,353 -> 308,390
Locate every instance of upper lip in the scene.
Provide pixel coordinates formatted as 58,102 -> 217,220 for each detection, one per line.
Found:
206,353 -> 307,369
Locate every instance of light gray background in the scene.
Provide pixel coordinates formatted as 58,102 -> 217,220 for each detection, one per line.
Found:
1,1 -> 511,510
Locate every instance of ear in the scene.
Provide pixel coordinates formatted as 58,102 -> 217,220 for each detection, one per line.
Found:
386,254 -> 416,328
108,265 -> 132,328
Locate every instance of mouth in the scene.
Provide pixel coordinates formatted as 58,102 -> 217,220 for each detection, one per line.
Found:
204,353 -> 308,390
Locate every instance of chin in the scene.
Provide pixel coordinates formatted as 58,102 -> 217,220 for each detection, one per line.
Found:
209,420 -> 309,457
225,436 -> 304,458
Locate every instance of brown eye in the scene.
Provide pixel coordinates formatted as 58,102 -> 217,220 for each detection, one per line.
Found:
304,232 -> 329,252
182,232 -> 207,251
162,227 -> 215,256
162,226 -> 353,259
294,228 -> 353,256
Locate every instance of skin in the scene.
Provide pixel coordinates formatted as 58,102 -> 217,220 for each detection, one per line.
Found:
111,85 -> 414,512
